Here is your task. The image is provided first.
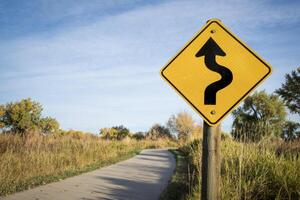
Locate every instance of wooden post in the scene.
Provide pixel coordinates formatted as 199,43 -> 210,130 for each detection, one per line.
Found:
201,121 -> 221,200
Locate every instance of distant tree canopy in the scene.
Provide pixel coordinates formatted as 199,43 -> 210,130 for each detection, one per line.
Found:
146,124 -> 173,140
275,67 -> 300,115
57,129 -> 96,139
99,125 -> 130,140
281,121 -> 300,141
167,111 -> 201,142
112,125 -> 130,139
231,91 -> 286,142
0,98 -> 59,134
132,132 -> 145,140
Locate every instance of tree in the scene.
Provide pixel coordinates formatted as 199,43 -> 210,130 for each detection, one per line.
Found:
0,98 -> 60,134
1,98 -> 43,133
146,124 -> 173,140
112,125 -> 130,140
39,117 -> 59,134
132,132 -> 145,140
281,121 -> 300,141
231,91 -> 286,142
275,67 -> 300,115
99,128 -> 117,140
99,125 -> 130,140
167,111 -> 200,142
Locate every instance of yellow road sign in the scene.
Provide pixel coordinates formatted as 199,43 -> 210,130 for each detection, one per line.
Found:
160,19 -> 272,126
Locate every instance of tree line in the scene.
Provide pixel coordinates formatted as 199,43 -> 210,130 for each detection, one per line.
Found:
99,111 -> 202,142
100,67 -> 300,142
0,67 -> 299,142
0,98 -> 201,142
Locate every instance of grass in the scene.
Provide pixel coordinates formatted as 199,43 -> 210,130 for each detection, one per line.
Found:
2,131 -> 299,199
220,139 -> 300,200
160,149 -> 189,200
163,138 -> 300,200
0,132 -> 176,196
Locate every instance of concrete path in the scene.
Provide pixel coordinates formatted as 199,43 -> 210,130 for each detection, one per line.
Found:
1,149 -> 175,200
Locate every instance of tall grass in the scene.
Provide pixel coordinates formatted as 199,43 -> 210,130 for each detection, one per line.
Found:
0,132 -> 176,196
222,139 -> 300,199
179,138 -> 300,200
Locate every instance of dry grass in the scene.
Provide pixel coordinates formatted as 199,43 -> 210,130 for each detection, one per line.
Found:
221,139 -> 300,200
178,138 -> 300,200
0,132 -> 176,196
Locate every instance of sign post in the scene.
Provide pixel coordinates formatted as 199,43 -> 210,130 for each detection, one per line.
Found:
160,19 -> 272,200
201,122 -> 221,200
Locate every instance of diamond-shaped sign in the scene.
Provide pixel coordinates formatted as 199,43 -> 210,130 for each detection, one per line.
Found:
160,19 -> 272,126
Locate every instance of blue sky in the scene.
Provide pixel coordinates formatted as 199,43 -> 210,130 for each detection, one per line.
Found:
0,0 -> 299,133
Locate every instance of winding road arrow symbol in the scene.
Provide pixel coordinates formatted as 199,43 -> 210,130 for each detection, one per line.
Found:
196,37 -> 233,105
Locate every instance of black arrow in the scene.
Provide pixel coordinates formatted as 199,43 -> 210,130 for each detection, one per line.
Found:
195,37 -> 233,105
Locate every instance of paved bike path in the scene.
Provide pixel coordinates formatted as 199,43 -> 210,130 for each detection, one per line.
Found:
2,149 -> 175,200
